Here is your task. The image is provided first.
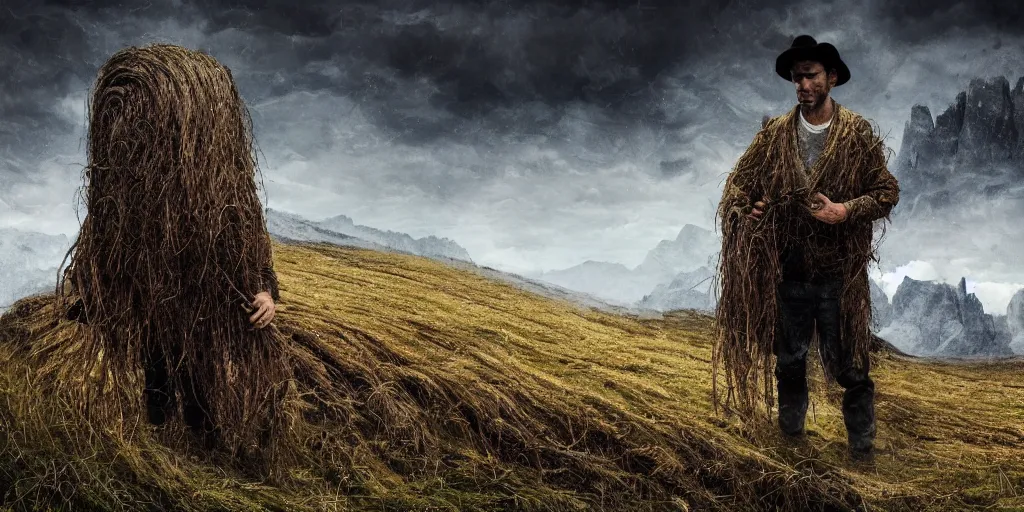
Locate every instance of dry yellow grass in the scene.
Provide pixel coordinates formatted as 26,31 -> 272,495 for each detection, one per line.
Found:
1,241 -> 1022,511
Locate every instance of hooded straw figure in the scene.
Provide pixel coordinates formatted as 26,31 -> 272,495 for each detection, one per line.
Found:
712,35 -> 899,460
57,44 -> 291,457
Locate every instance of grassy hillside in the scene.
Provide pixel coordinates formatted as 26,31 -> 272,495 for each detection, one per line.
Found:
1,241 -> 1023,511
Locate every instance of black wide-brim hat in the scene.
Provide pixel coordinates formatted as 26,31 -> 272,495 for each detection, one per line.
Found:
775,35 -> 850,86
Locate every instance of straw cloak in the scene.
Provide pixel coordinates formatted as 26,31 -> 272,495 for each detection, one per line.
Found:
51,44 -> 298,458
712,99 -> 900,414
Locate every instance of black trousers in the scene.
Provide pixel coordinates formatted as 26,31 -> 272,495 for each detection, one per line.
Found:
774,248 -> 875,449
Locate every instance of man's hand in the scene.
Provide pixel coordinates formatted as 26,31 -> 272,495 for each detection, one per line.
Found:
249,291 -> 276,329
747,195 -> 769,221
806,192 -> 848,224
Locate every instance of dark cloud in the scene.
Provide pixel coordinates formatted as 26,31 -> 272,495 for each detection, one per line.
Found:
1,0 -> 1018,165
0,3 -> 95,175
203,0 -> 344,37
194,0 -> 797,125
871,0 -> 1024,41
0,0 -> 807,158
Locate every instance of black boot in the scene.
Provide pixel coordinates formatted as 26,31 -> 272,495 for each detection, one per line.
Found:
840,367 -> 876,459
777,372 -> 809,437
816,282 -> 877,458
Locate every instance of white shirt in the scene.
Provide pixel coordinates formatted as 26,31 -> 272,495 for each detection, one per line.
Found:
797,108 -> 832,170
799,108 -> 832,133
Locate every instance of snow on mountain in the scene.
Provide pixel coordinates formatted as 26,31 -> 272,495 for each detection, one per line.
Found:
317,212 -> 473,262
265,208 -> 474,263
634,224 -> 720,281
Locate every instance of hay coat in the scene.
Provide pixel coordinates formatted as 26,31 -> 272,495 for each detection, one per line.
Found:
712,98 -> 899,414
53,44 -> 296,463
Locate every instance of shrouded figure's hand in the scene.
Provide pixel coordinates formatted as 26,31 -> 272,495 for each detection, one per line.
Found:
249,291 -> 276,328
807,192 -> 848,224
747,196 -> 769,221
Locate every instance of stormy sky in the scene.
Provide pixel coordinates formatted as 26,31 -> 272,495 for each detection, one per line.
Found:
1,0 -> 1023,312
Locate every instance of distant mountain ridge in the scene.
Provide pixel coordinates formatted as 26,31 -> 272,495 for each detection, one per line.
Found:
265,208 -> 474,263
537,224 -> 719,305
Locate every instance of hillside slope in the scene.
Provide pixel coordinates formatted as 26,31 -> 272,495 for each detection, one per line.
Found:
1,242 -> 1022,511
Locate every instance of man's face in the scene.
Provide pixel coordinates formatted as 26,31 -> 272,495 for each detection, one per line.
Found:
790,61 -> 836,108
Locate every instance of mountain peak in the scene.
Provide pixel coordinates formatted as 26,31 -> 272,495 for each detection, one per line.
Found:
322,214 -> 355,226
892,74 -> 1024,218
319,213 -> 357,234
934,90 -> 967,135
675,223 -> 712,242
958,75 -> 1016,164
908,105 -> 934,132
886,275 -> 1012,357
967,75 -> 1011,93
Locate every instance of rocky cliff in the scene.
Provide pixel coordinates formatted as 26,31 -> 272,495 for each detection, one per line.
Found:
636,265 -> 716,313
877,276 -> 1013,357
893,75 -> 1024,219
1007,288 -> 1024,354
870,279 -> 893,331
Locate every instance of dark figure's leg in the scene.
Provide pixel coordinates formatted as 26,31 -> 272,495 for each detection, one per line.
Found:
816,281 -> 876,455
179,350 -> 219,448
143,344 -> 175,425
144,338 -> 214,440
181,376 -> 211,432
775,281 -> 817,436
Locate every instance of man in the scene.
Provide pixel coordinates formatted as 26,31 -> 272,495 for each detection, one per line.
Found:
713,35 -> 899,460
